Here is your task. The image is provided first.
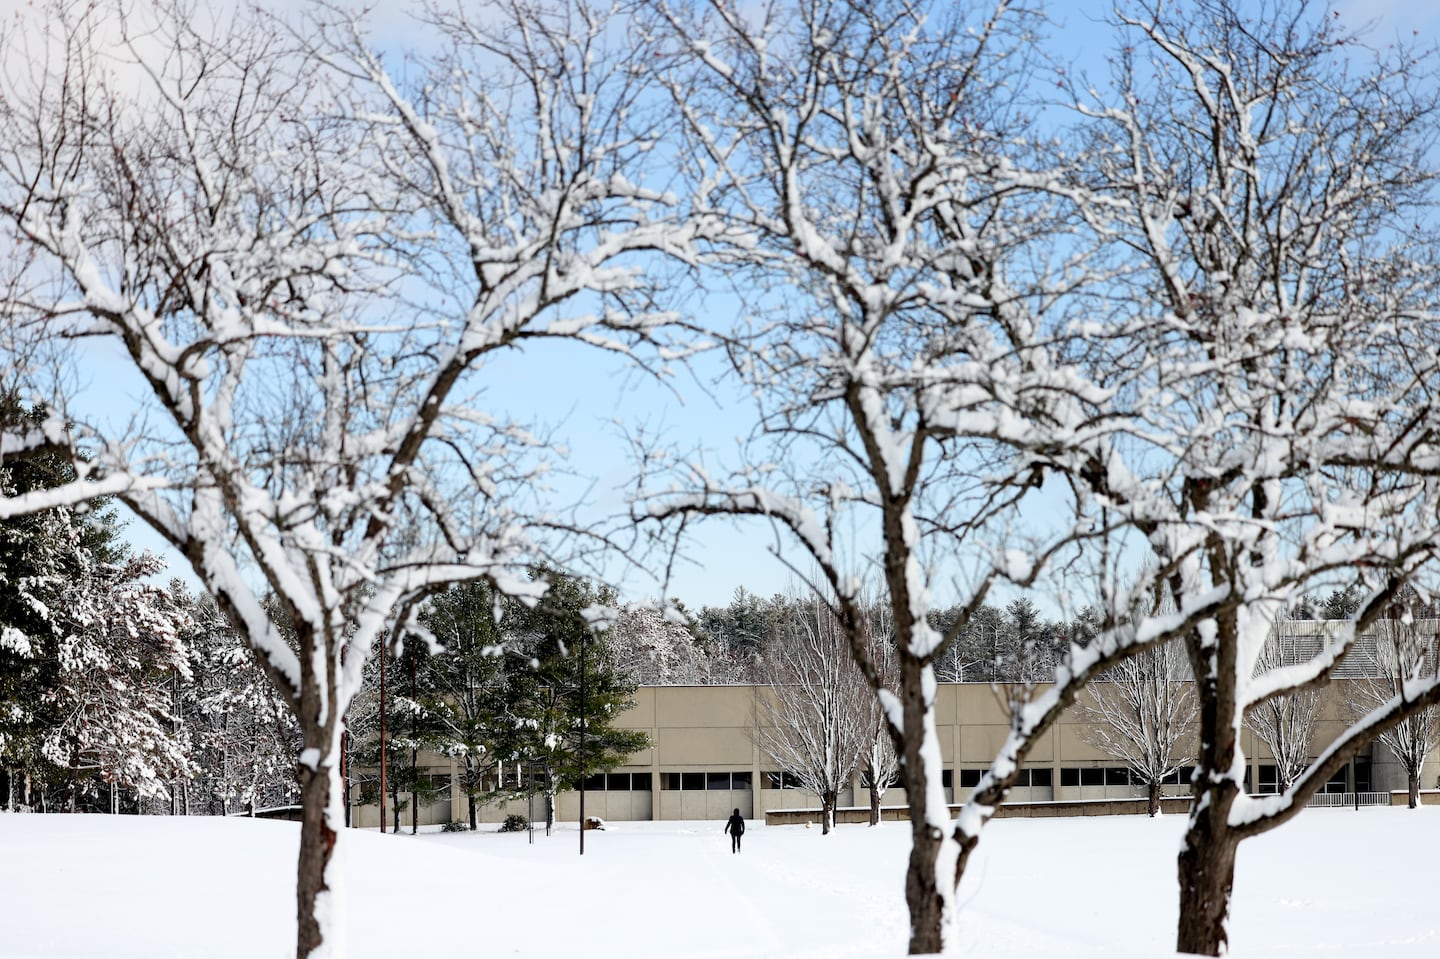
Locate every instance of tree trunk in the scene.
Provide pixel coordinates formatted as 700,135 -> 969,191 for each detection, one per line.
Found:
1176,803 -> 1240,957
68,747 -> 80,813
464,755 -> 477,830
869,783 -> 882,826
1147,778 -> 1161,817
904,810 -> 947,954
896,665 -> 952,954
1176,602 -> 1242,957
295,758 -> 342,959
820,791 -> 835,834
1408,769 -> 1420,809
340,729 -> 350,828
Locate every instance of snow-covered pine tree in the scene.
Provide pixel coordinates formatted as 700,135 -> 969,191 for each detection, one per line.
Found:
42,550 -> 194,812
180,592 -> 300,817
478,569 -> 649,831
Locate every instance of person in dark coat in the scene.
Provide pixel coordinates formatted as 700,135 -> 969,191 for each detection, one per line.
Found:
724,808 -> 745,854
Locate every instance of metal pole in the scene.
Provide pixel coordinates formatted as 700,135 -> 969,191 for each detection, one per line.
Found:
579,630 -> 586,856
379,642 -> 387,834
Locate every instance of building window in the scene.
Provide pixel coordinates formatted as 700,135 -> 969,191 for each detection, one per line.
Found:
662,772 -> 726,790
1257,764 -> 1278,794
1061,767 -> 1080,787
959,768 -> 983,788
631,772 -> 653,792
1023,768 -> 1053,788
941,769 -> 954,789
1322,766 -> 1348,794
581,773 -> 606,791
1105,767 -> 1130,786
606,773 -> 629,791
732,771 -> 752,790
1162,766 -> 1195,786
763,771 -> 804,789
1080,767 -> 1104,787
1353,758 -> 1372,793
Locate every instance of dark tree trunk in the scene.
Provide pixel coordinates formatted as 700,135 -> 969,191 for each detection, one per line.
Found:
294,760 -> 338,959
897,657 -> 947,954
869,779 -> 882,826
1147,778 -> 1161,817
904,806 -> 946,955
1176,798 -> 1240,956
1176,597 -> 1242,957
68,746 -> 80,813
466,753 -> 478,830
1408,769 -> 1420,809
340,729 -> 350,828
820,790 -> 836,834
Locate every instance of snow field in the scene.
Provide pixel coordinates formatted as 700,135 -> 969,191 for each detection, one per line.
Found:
2,807 -> 1437,958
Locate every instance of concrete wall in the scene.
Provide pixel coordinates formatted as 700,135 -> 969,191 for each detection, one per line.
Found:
347,680 -> 1440,828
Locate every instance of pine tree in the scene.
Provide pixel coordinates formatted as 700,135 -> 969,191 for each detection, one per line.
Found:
416,581 -> 505,830
0,397 -> 133,811
180,591 -> 300,816
482,569 -> 649,830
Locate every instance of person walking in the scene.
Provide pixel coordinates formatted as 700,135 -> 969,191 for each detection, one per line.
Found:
724,808 -> 746,854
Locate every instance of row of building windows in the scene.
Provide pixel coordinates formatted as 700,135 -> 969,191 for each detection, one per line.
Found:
578,772 -> 654,792
661,771 -> 753,791
506,763 -> 1370,794
956,768 -> 1054,788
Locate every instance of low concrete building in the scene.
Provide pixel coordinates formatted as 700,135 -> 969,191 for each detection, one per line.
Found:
349,676 -> 1436,827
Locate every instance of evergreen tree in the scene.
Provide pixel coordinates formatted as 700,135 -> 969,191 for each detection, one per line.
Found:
179,591 -> 299,816
417,581 -> 505,829
483,569 -> 649,829
0,397 -> 132,811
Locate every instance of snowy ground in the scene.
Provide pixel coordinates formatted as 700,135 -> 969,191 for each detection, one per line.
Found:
3,807 -> 1438,958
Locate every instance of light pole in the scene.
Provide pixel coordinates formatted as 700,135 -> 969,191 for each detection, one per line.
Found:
579,628 -> 587,856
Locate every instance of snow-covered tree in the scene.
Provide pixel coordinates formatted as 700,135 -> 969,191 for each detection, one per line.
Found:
477,570 -> 649,831
607,603 -> 718,686
42,550 -> 194,812
756,589 -> 874,835
411,581 -> 502,831
1347,614 -> 1440,809
0,1 -> 702,954
1245,637 -> 1320,794
857,600 -> 900,827
635,2 -> 1171,949
186,608 -> 301,817
1080,637 -> 1196,816
0,397 -> 156,813
1069,2 -> 1440,952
